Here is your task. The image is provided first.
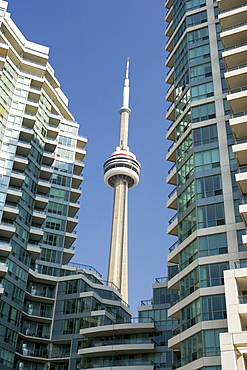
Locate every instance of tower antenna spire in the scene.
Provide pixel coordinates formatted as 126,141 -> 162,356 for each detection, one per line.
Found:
103,60 -> 141,303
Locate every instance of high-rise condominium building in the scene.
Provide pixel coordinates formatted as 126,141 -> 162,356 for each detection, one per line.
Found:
165,0 -> 247,368
0,2 -> 137,370
217,0 -> 247,368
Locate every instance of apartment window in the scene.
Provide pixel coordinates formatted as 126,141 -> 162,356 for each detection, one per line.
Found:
64,280 -> 78,294
181,298 -> 201,331
40,248 -> 60,263
199,233 -> 227,256
193,125 -> 217,147
58,135 -> 75,148
177,132 -> 193,162
189,44 -> 210,63
4,328 -> 18,347
223,99 -> 231,116
187,0 -> 206,11
194,148 -> 220,172
52,173 -> 71,187
54,160 -> 73,174
180,268 -> 199,300
178,155 -> 194,186
176,112 -> 191,141
45,216 -> 63,231
196,174 -> 222,199
190,62 -> 212,81
178,181 -> 195,213
197,202 -> 225,228
175,90 -> 190,119
181,332 -> 203,366
188,26 -> 208,44
234,199 -> 242,223
201,295 -> 226,320
237,229 -> 246,252
179,208 -> 197,242
43,232 -> 62,247
191,82 -> 214,101
179,238 -> 198,270
203,329 -> 227,356
187,10 -> 207,27
191,102 -> 215,122
0,349 -> 15,367
228,145 -> 237,166
50,188 -> 69,201
200,262 -> 229,287
57,147 -> 74,161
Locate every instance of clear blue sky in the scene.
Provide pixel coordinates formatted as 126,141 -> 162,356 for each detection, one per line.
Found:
7,0 -> 175,314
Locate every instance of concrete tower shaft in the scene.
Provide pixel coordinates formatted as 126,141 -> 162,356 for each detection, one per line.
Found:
104,59 -> 140,303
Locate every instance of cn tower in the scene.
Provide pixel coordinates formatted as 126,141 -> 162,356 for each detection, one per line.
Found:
103,59 -> 141,303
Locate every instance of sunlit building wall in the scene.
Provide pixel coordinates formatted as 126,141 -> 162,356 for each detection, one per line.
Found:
165,0 -> 247,368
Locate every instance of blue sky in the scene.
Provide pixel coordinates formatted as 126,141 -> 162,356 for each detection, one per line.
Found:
7,0 -> 174,313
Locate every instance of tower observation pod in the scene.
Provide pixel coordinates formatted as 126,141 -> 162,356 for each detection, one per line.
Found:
103,59 -> 141,304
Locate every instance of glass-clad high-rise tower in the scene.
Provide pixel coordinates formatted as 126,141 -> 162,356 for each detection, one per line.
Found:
165,0 -> 247,368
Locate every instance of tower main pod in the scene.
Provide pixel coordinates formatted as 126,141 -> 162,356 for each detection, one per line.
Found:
103,59 -> 141,303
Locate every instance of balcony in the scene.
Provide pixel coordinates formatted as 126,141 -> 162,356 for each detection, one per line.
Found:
77,135 -> 87,150
62,247 -> 75,265
22,307 -> 53,322
10,171 -> 25,188
47,124 -> 59,139
42,151 -> 55,166
225,64 -> 247,90
230,113 -> 247,138
219,4 -> 247,29
68,201 -> 80,217
167,213 -> 178,236
29,226 -> 44,241
165,19 -> 174,38
223,43 -> 247,69
40,164 -> 53,180
19,126 -> 34,142
72,174 -> 83,189
35,194 -> 49,209
166,102 -> 175,122
220,23 -> 247,49
49,112 -> 61,127
0,260 -> 8,277
16,141 -> 31,157
65,231 -> 77,248
166,163 -> 177,185
217,0 -> 246,12
166,141 -> 176,162
236,166 -> 247,193
3,204 -> 19,221
228,87 -> 247,114
166,83 -> 175,103
13,155 -> 28,171
37,179 -> 51,195
0,221 -> 15,238
167,187 -> 178,210
74,160 -> 85,176
66,216 -> 78,233
70,187 -> 82,203
32,209 -> 46,224
0,240 -> 12,257
27,243 -> 41,261
75,147 -> 86,162
80,319 -> 155,337
166,66 -> 174,85
78,338 -> 155,357
45,137 -> 57,152
232,140 -> 247,165
6,186 -> 22,203
239,200 -> 247,223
